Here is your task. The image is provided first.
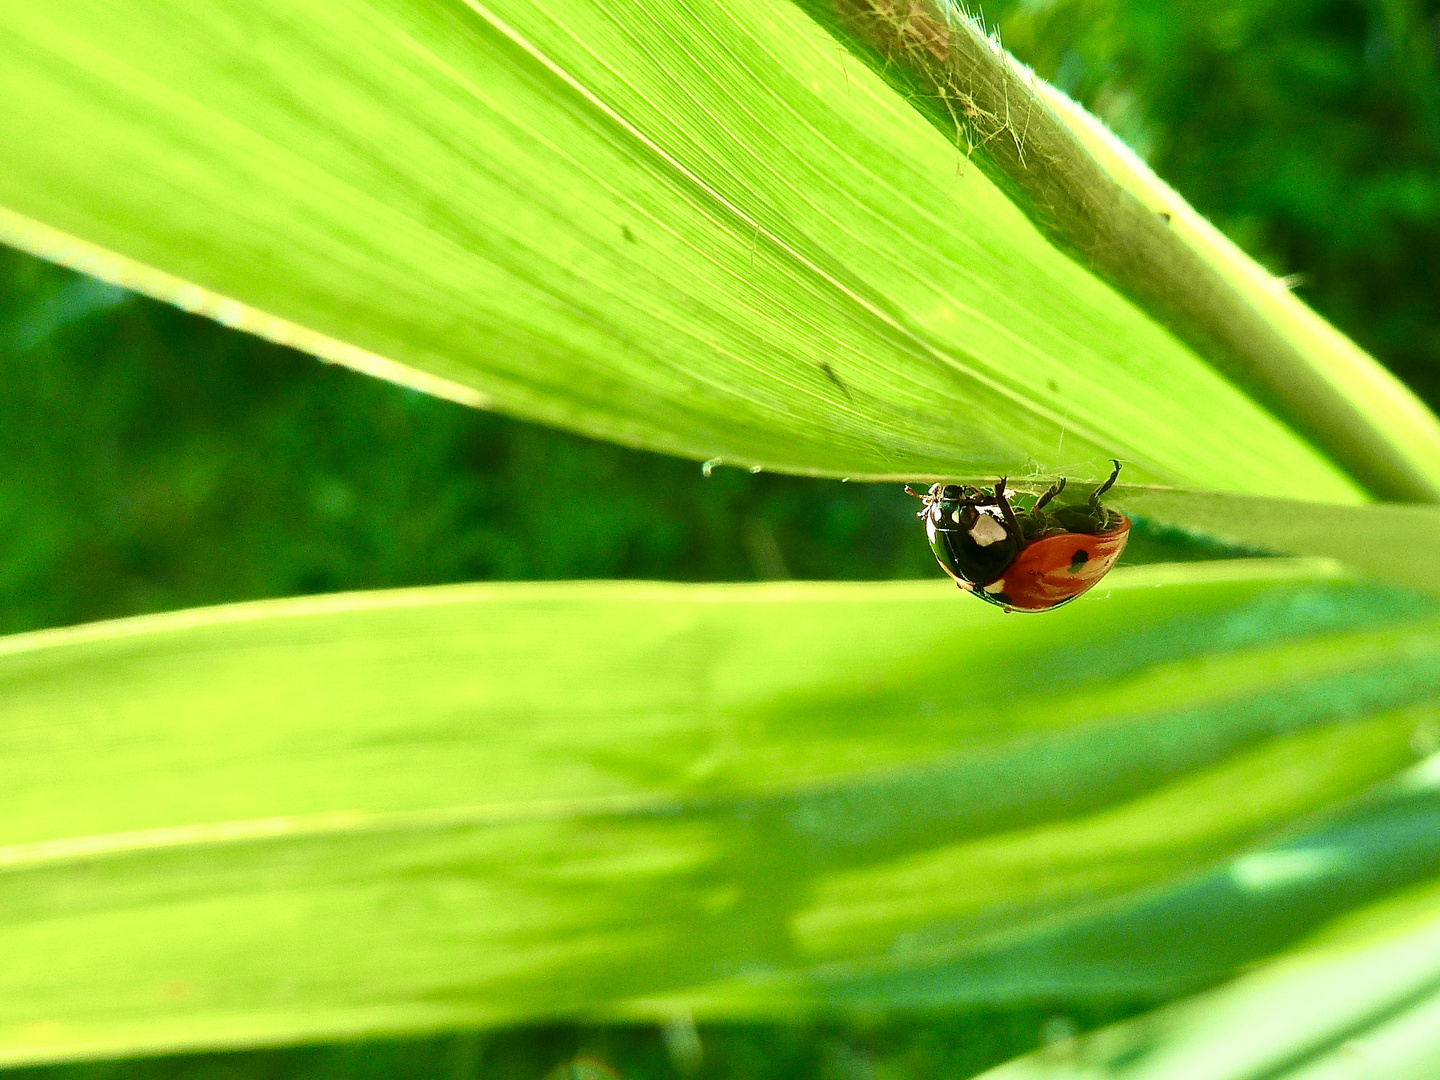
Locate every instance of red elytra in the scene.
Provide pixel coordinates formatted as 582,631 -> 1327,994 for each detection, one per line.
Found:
984,517 -> 1131,611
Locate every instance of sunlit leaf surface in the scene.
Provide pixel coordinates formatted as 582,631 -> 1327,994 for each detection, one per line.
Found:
0,0 -> 1370,500
2,563 -> 1439,1065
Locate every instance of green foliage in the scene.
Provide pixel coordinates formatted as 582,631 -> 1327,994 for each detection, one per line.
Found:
793,0 -> 1440,500
6,1016 -> 1138,1080
0,247 -> 940,635
993,0 -> 1440,412
1,0 -> 1440,1078
0,0 -> 1396,502
979,872 -> 1440,1078
0,235 -> 1239,637
2,565 -> 1437,1067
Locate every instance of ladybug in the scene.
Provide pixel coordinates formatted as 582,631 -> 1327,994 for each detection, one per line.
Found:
905,460 -> 1130,612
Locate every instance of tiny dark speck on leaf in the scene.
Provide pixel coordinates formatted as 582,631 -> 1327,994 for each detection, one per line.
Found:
819,361 -> 851,398
1047,378 -> 1059,393
621,225 -> 636,242
1157,211 -> 1172,224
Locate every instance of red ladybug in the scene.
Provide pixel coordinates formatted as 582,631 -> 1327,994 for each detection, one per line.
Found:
905,460 -> 1129,612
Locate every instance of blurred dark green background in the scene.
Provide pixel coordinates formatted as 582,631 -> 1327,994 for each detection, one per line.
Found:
4,0 -> 1437,1076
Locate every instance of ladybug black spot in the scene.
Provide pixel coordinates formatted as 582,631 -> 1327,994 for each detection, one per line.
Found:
1069,549 -> 1090,573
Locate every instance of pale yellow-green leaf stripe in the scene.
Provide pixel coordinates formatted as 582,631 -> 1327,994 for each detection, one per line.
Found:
0,0 -> 1363,499
976,869 -> 1440,1080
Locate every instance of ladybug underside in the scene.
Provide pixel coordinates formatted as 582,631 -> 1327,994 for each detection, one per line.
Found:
910,464 -> 1130,612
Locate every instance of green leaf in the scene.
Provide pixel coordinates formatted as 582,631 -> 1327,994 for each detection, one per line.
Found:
0,0 -> 1406,505
793,0 -> 1440,501
975,862 -> 1440,1078
1112,488 -> 1440,599
3,564 -> 1439,1065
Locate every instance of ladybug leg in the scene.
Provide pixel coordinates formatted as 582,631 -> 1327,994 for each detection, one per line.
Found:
993,477 -> 1023,537
1032,477 -> 1066,513
1089,459 -> 1122,514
